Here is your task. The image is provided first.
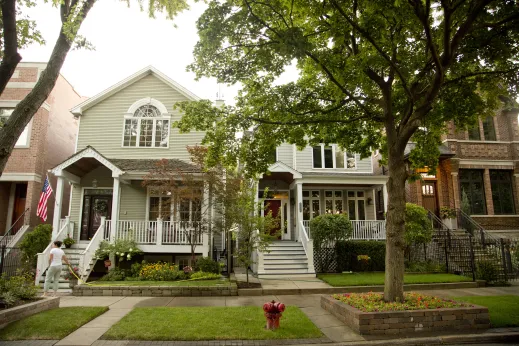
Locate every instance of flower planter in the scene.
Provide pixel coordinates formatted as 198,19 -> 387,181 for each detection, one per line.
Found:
443,218 -> 458,230
64,243 -> 72,249
321,295 -> 490,335
104,260 -> 112,267
69,279 -> 78,288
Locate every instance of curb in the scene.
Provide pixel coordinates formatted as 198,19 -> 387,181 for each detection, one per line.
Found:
334,332 -> 519,345
238,281 -> 479,296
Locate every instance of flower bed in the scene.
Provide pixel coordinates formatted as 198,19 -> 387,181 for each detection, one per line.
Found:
321,293 -> 490,335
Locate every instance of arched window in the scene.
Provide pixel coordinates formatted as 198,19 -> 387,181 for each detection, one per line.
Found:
123,98 -> 170,148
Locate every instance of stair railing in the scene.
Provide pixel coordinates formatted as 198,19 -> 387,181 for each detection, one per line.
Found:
35,219 -> 70,285
0,208 -> 29,248
456,208 -> 498,246
78,217 -> 106,281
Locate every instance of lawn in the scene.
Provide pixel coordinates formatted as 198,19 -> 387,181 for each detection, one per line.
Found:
318,272 -> 471,286
90,279 -> 230,287
0,307 -> 108,340
453,295 -> 519,328
103,306 -> 322,340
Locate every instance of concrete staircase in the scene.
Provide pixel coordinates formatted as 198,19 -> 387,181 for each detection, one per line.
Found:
258,241 -> 315,278
38,242 -> 88,293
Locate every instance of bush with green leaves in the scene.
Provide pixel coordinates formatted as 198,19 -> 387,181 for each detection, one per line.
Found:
336,241 -> 386,272
194,257 -> 220,274
139,262 -> 188,281
190,271 -> 220,280
94,238 -> 142,264
311,214 -> 353,272
404,203 -> 433,246
476,260 -> 499,283
19,224 -> 52,268
99,268 -> 128,281
0,273 -> 38,306
406,260 -> 445,273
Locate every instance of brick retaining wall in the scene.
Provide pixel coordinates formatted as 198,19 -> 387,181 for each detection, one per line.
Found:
73,284 -> 238,297
321,295 -> 490,335
0,297 -> 60,328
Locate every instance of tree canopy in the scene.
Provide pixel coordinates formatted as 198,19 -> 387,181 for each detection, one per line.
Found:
175,0 -> 519,301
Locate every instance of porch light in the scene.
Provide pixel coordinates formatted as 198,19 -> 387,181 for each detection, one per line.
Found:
92,179 -> 98,188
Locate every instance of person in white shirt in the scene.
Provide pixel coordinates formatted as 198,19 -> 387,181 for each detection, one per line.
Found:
42,240 -> 70,297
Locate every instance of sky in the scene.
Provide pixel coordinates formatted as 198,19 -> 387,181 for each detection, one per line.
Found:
19,0 -> 239,102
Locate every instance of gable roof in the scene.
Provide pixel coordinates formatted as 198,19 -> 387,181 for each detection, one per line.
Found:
70,66 -> 201,116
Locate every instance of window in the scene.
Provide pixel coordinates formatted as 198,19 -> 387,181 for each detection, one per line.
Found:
482,116 -> 496,141
312,145 -> 356,169
123,104 -> 169,148
468,124 -> 481,140
347,191 -> 365,220
302,190 -> 320,220
325,190 -> 343,214
459,169 -> 486,215
148,189 -> 201,221
490,170 -> 515,215
149,196 -> 172,220
0,108 -> 30,147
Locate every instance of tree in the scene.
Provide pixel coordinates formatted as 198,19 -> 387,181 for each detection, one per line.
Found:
404,203 -> 433,261
0,0 -> 189,176
175,0 -> 519,301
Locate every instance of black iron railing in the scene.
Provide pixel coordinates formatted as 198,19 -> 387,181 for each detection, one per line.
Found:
0,208 -> 30,248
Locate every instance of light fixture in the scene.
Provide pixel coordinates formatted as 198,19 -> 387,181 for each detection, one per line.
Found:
367,197 -> 373,205
92,179 -> 98,188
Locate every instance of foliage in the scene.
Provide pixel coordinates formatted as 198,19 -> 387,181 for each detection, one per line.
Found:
19,224 -> 52,268
189,271 -> 220,280
318,272 -> 471,287
440,207 -> 456,220
310,214 -> 353,251
194,257 -> 220,274
99,268 -> 128,282
336,241 -> 386,272
63,236 -> 75,247
406,260 -> 445,273
404,203 -> 433,246
139,262 -> 187,281
94,239 -> 142,263
333,292 -> 471,312
174,0 -> 519,302
476,261 -> 499,283
130,261 -> 144,278
0,273 -> 38,306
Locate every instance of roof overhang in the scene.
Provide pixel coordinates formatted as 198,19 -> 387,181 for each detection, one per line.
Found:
260,162 -> 303,179
70,66 -> 201,116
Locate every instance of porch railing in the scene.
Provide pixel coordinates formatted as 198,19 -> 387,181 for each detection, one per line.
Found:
302,220 -> 386,240
162,221 -> 203,245
105,220 -> 203,245
1,208 -> 29,248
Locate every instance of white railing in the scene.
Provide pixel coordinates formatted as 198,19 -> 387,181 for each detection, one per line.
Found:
299,221 -> 315,273
302,220 -> 386,240
78,217 -> 106,279
35,220 -> 70,285
114,220 -> 157,244
162,221 -> 203,245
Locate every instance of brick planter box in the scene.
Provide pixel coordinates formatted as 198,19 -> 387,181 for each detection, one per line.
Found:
0,297 -> 60,328
321,295 -> 490,335
73,284 -> 238,297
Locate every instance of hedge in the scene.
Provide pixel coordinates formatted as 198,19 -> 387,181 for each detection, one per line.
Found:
336,240 -> 386,272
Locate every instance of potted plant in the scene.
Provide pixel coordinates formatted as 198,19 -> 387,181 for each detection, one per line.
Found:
63,235 -> 75,249
440,207 -> 457,230
64,266 -> 80,288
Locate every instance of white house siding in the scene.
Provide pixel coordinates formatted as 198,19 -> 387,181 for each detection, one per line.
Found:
276,144 -> 293,168
293,146 -> 372,173
119,182 -> 147,221
76,74 -> 206,161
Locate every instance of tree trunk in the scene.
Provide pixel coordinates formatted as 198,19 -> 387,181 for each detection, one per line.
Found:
383,146 -> 408,302
0,0 -> 22,96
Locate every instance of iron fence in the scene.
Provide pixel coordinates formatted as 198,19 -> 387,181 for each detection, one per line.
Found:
0,246 -> 23,278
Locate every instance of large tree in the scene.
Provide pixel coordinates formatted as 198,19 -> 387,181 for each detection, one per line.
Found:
0,0 -> 189,175
175,0 -> 519,301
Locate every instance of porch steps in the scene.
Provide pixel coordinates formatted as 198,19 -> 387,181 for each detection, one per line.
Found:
38,243 -> 87,293
258,241 -> 315,278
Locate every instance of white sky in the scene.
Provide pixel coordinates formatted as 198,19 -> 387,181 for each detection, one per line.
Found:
20,0 -> 240,102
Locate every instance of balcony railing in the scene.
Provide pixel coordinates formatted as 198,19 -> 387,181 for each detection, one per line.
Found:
104,220 -> 203,245
302,220 -> 386,240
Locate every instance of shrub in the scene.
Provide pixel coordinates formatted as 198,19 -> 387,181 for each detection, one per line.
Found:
139,262 -> 187,281
336,240 -> 386,272
19,224 -> 52,268
440,207 -> 456,219
130,261 -> 144,277
194,257 -> 220,274
406,260 -> 445,273
405,203 -> 433,246
190,272 -> 221,280
63,236 -> 75,248
0,273 -> 38,304
311,214 -> 352,272
476,260 -> 499,283
99,268 -> 127,281
94,239 -> 142,264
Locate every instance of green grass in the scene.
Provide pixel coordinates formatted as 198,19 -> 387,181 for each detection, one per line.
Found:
318,272 -> 471,286
90,279 -> 230,287
0,307 -> 108,340
453,295 -> 519,328
103,306 -> 322,340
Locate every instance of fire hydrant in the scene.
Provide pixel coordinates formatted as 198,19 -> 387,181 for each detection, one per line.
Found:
263,300 -> 285,330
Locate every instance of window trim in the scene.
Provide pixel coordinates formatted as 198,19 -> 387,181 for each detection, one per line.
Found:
121,98 -> 171,149
490,170 -> 515,215
312,144 -> 357,170
0,108 -> 32,148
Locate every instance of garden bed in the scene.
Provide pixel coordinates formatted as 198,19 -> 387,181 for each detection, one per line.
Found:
103,306 -> 322,340
321,293 -> 490,335
74,281 -> 238,296
317,272 -> 472,287
0,297 -> 59,329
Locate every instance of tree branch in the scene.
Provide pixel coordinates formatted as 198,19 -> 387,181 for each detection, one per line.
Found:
249,113 -> 373,125
0,0 -> 22,96
444,68 -> 519,85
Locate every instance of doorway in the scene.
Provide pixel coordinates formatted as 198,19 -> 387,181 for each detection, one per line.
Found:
81,189 -> 112,240
422,181 -> 438,216
11,183 -> 27,233
263,199 -> 289,240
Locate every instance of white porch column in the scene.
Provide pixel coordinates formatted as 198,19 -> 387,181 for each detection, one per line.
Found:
382,183 -> 388,215
296,181 -> 303,241
156,217 -> 163,246
52,176 -> 65,240
110,176 -> 121,241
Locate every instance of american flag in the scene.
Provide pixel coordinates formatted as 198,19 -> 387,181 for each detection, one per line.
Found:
36,177 -> 53,221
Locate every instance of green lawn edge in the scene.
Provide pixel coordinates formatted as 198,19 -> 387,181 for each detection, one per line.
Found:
0,306 -> 109,340
89,279 -> 230,287
103,306 -> 322,341
453,295 -> 519,328
318,272 -> 471,287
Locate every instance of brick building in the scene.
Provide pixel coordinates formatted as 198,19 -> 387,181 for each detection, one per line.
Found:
0,62 -> 82,236
396,107 -> 519,237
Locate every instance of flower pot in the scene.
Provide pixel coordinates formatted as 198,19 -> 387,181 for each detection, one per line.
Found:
104,260 -> 112,267
64,243 -> 72,249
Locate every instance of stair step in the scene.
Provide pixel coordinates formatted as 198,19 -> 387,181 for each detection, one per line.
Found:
259,268 -> 312,274
263,259 -> 308,264
264,263 -> 308,269
258,273 -> 316,278
269,241 -> 303,247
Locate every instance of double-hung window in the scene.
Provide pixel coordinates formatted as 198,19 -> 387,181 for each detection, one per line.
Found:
0,108 -> 31,147
123,104 -> 170,148
312,145 -> 356,169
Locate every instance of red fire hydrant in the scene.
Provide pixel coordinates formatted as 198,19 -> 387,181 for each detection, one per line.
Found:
263,300 -> 285,330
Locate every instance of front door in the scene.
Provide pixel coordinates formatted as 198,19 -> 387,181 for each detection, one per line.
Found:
81,194 -> 112,240
422,181 -> 438,216
10,183 -> 27,234
264,200 -> 282,239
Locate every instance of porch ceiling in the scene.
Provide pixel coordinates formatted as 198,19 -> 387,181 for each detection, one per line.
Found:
261,172 -> 295,184
64,157 -> 104,177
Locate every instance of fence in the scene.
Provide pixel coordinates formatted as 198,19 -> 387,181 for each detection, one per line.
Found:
0,246 -> 23,278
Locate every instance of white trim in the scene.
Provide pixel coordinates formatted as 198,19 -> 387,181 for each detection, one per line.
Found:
5,183 -> 16,231
471,215 -> 519,218
11,70 -> 19,79
17,62 -> 48,68
263,161 -> 303,179
442,139 -> 519,144
71,66 -> 201,116
13,119 -> 32,148
50,146 -> 124,177
312,144 -> 357,170
457,159 -> 515,167
78,187 -> 114,241
0,173 -> 42,182
127,97 -> 169,115
301,176 -> 388,185
6,82 -> 37,88
74,116 -> 81,153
